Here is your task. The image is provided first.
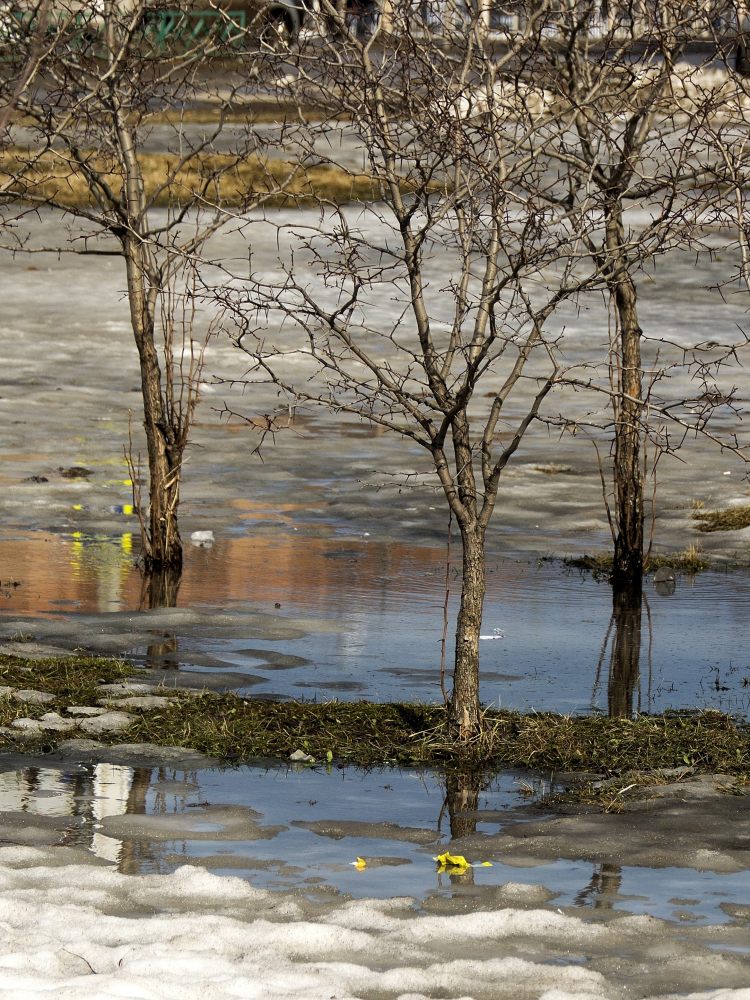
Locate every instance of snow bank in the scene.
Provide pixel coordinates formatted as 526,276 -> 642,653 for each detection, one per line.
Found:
0,846 -> 748,999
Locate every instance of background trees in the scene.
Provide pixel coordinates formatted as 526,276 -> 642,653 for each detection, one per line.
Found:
1,0 -> 292,578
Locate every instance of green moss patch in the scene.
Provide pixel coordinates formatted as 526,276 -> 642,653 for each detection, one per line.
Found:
123,698 -> 750,774
0,654 -> 138,705
563,546 -> 709,578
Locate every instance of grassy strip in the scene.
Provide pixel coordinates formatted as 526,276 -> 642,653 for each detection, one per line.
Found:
563,546 -> 710,578
0,147 -> 385,208
123,697 -> 750,773
694,505 -> 750,533
0,654 -> 748,773
0,653 -> 139,705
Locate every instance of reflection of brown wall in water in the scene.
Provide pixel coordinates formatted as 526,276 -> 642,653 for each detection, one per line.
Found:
0,534 -> 143,614
1,532 -> 446,615
3,520 -> 539,616
177,535 -> 441,612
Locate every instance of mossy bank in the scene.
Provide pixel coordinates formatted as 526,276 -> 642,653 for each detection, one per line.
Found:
1,653 -> 749,781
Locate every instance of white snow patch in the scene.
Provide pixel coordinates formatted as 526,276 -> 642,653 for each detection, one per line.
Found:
0,846 -> 747,999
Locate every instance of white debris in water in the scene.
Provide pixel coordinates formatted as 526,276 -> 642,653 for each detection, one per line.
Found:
190,530 -> 215,547
0,846 -> 747,999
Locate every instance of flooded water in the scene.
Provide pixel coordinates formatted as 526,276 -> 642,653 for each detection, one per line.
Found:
2,530 -> 749,717
3,756 -> 750,929
1,195 -> 750,999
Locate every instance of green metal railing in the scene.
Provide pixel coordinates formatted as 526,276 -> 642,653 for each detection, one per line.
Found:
1,8 -> 257,54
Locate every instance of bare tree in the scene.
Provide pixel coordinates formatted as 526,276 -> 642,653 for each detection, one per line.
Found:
1,0 -> 294,573
214,0 -> 750,733
537,1 -> 748,595
217,2 -> 611,738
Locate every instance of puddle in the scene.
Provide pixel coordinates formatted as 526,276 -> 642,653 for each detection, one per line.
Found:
1,758 -> 749,928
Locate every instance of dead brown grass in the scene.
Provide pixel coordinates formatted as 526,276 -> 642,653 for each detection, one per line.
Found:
694,504 -> 750,533
0,146 -> 384,208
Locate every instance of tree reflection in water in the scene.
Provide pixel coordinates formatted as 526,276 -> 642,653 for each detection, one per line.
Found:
437,771 -> 484,886
140,567 -> 181,669
593,579 -> 663,718
574,863 -> 623,910
609,582 -> 643,718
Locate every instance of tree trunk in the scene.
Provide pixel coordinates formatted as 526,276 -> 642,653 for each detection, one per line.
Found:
123,237 -> 183,571
607,206 -> 644,591
448,522 -> 485,739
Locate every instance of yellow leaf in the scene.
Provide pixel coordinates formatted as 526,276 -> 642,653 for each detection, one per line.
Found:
479,861 -> 493,867
351,857 -> 367,870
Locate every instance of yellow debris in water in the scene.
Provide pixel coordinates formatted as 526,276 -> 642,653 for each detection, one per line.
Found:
351,857 -> 367,870
434,852 -> 471,872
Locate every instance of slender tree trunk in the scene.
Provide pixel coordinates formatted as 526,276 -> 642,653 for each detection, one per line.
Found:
123,237 -> 183,571
606,205 -> 644,591
448,521 -> 485,738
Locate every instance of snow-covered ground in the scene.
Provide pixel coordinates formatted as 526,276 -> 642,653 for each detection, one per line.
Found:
0,843 -> 749,1000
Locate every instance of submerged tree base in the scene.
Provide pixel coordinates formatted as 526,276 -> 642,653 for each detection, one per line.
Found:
0,654 -> 748,776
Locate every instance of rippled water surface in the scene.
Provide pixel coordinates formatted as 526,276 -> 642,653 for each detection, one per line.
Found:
2,532 -> 749,716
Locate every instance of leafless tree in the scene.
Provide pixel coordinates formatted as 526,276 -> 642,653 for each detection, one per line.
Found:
217,2 -> 615,738
1,0 -> 294,574
215,0 -> 750,733
533,1 -> 749,595
525,2 -> 749,715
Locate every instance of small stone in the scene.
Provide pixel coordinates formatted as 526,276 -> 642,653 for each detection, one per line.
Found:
654,567 -> 676,583
0,724 -> 37,739
289,749 -> 315,763
66,706 -> 108,717
78,711 -> 135,735
13,689 -> 55,704
37,713 -> 76,732
11,713 -> 75,733
0,686 -> 15,698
